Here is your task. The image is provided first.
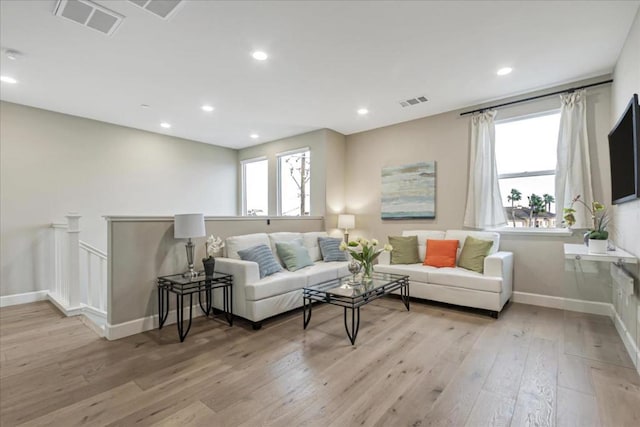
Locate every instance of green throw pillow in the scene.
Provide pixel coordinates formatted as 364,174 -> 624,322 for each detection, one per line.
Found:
458,236 -> 493,273
275,239 -> 314,271
389,235 -> 420,264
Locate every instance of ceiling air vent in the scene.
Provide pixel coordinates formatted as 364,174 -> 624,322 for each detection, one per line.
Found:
399,95 -> 429,108
54,0 -> 124,36
128,0 -> 183,19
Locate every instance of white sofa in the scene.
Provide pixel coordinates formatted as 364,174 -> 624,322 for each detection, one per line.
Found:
213,232 -> 349,329
374,230 -> 513,317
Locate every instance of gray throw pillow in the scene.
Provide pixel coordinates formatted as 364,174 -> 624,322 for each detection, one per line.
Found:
275,239 -> 314,271
237,244 -> 283,278
318,237 -> 348,262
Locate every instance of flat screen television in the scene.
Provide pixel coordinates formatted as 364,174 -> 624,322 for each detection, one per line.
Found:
608,93 -> 640,204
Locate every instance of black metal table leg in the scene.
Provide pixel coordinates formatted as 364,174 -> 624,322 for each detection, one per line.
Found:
176,293 -> 193,342
401,279 -> 410,311
198,282 -> 212,316
223,285 -> 233,326
158,285 -> 169,328
344,306 -> 360,345
303,295 -> 313,329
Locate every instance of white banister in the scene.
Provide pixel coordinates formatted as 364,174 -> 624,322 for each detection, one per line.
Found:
49,214 -> 108,335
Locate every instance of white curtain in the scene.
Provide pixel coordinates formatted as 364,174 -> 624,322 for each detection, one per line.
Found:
463,110 -> 507,229
555,89 -> 593,228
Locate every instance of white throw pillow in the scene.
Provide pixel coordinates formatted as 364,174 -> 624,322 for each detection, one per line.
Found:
225,233 -> 270,260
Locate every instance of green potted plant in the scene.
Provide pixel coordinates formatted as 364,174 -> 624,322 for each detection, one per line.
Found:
563,195 -> 609,254
203,235 -> 224,276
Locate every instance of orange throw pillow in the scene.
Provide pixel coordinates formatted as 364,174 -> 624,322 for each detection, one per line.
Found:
424,239 -> 459,267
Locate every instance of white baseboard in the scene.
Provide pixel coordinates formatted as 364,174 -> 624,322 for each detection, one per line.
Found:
612,308 -> 640,375
0,290 -> 49,308
513,291 -> 639,373
47,293 -> 84,316
105,305 -> 205,341
512,291 -> 613,317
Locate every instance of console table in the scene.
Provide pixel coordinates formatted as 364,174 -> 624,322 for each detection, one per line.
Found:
157,272 -> 233,342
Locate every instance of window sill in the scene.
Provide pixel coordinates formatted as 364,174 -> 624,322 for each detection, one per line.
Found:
487,227 -> 573,237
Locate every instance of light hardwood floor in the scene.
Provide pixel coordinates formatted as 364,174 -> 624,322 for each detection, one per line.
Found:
1,299 -> 639,426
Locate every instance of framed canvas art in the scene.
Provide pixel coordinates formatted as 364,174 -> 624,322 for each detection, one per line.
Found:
381,161 -> 436,219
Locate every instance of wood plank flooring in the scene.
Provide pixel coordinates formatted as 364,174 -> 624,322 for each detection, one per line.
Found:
1,299 -> 639,426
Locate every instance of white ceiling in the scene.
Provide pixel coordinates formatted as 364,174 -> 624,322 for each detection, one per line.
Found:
1,0 -> 638,149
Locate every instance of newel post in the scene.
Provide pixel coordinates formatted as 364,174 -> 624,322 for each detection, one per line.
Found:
66,213 -> 82,308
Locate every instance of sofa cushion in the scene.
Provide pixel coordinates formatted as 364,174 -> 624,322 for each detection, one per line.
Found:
226,233 -> 270,260
445,230 -> 500,255
401,230 -> 446,260
424,239 -> 458,267
428,267 -> 502,293
302,231 -> 328,262
275,239 -> 314,272
318,237 -> 348,262
238,244 -> 283,278
374,263 -> 434,283
244,271 -> 301,301
389,235 -> 420,264
291,261 -> 347,286
458,236 -> 493,273
268,232 -> 303,265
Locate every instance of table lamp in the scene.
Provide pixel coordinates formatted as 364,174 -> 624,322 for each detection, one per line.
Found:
174,213 -> 206,278
338,214 -> 355,242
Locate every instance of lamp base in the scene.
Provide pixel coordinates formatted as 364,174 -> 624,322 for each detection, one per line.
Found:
182,269 -> 200,279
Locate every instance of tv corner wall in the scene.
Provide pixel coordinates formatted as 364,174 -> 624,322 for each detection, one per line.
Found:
0,101 -> 238,297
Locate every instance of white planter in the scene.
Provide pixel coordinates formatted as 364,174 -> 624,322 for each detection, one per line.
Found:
588,239 -> 608,254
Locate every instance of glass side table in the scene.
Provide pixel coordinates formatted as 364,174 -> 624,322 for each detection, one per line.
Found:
157,271 -> 233,342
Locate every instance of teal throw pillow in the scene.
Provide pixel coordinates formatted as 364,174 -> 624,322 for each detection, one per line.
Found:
238,244 -> 283,278
318,237 -> 348,262
276,239 -> 314,271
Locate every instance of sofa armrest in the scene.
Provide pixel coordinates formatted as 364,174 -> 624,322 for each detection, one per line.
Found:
484,251 -> 513,298
214,257 -> 260,319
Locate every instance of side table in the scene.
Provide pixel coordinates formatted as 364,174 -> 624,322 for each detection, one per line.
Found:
157,272 -> 233,342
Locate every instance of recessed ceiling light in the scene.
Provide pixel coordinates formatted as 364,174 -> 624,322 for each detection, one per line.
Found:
140,104 -> 150,108
0,75 -> 17,84
160,122 -> 171,129
252,51 -> 268,61
250,133 -> 259,139
497,67 -> 513,76
357,108 -> 369,115
201,105 -> 214,112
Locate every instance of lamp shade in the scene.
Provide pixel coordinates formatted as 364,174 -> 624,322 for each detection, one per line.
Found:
174,213 -> 206,239
338,214 -> 355,230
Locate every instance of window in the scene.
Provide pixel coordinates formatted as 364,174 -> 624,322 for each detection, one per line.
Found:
278,149 -> 310,216
495,111 -> 561,228
242,158 -> 268,216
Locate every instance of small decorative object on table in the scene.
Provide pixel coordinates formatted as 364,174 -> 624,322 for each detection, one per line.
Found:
340,237 -> 393,282
347,260 -> 362,286
563,195 -> 609,254
202,235 -> 224,276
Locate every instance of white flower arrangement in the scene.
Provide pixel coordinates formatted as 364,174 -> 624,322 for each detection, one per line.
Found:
205,235 -> 225,258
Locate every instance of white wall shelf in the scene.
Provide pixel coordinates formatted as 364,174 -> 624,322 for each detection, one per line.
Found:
564,243 -> 638,264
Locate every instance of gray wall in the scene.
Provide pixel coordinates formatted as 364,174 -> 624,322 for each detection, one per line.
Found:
0,102 -> 238,296
611,8 -> 640,352
344,78 -> 613,298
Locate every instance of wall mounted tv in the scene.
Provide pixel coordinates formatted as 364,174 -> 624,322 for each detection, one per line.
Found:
608,93 -> 640,204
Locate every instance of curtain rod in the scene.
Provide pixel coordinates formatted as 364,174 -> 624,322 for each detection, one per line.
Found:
459,79 -> 613,116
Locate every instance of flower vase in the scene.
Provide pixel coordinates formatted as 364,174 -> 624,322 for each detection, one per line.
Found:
361,261 -> 373,282
588,239 -> 607,254
202,257 -> 216,276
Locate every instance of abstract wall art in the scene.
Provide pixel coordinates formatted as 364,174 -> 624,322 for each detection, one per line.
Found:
381,161 -> 436,219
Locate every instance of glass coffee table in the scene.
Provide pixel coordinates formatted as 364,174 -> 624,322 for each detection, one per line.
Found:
303,272 -> 410,345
